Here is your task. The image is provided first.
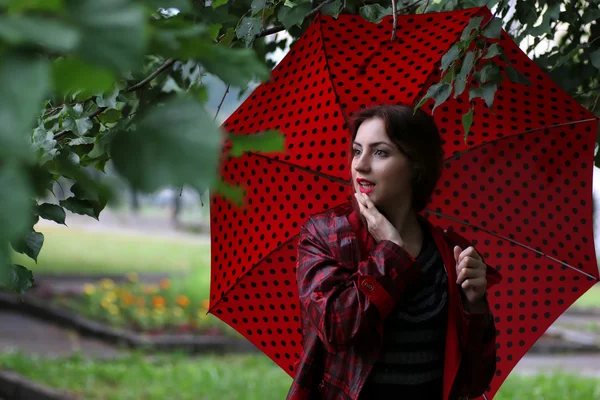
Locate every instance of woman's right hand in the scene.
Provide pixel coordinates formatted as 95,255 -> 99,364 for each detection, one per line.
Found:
354,192 -> 404,247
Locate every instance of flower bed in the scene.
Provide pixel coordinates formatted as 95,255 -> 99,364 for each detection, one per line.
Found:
50,273 -> 238,337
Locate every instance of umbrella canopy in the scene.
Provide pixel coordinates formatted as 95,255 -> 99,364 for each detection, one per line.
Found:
209,5 -> 599,398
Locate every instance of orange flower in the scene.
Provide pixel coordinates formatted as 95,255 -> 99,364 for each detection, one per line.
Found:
201,299 -> 210,310
159,278 -> 171,290
121,293 -> 135,306
152,296 -> 166,308
176,295 -> 190,307
136,297 -> 145,307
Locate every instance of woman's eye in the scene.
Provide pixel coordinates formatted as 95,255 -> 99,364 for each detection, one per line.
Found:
352,148 -> 361,156
374,150 -> 387,156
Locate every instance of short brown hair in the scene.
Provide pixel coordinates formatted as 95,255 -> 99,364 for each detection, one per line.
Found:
349,104 -> 443,212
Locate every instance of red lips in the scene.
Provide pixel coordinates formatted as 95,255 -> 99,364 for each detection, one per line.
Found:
356,178 -> 375,195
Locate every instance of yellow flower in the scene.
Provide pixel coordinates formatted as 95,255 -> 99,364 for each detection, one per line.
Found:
127,272 -> 139,282
152,296 -> 166,309
137,308 -> 148,317
153,307 -> 165,316
173,307 -> 184,318
108,305 -> 120,315
100,279 -> 115,290
159,278 -> 171,290
103,292 -> 117,303
83,284 -> 96,296
197,310 -> 209,320
201,299 -> 210,310
176,295 -> 190,308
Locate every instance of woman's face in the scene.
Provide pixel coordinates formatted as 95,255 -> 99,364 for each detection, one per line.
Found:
351,117 -> 413,210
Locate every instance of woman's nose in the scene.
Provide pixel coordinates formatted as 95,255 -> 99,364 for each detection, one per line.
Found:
353,154 -> 370,172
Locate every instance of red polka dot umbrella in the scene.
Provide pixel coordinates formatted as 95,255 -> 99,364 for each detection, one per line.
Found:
208,6 -> 599,398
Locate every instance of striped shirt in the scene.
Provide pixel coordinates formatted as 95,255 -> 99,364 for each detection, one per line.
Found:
359,216 -> 448,399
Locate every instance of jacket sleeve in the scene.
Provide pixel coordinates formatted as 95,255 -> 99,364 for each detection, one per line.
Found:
453,292 -> 497,398
296,218 -> 421,352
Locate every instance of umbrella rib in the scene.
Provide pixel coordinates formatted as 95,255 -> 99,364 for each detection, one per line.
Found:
443,117 -> 599,163
247,151 -> 352,185
316,14 -> 351,126
425,208 -> 600,281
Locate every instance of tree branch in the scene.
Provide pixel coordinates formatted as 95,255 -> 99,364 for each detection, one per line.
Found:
391,0 -> 398,41
214,84 -> 231,123
54,59 -> 176,140
127,59 -> 175,92
256,0 -> 337,39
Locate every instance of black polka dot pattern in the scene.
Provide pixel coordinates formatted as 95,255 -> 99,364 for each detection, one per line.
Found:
210,6 -> 600,394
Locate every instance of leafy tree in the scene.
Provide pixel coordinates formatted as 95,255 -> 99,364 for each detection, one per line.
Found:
0,0 -> 598,294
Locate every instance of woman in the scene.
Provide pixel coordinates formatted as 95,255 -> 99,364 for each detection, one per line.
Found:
286,104 -> 502,400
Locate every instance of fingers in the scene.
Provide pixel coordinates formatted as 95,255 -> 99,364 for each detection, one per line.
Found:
456,263 -> 483,284
461,276 -> 486,291
457,246 -> 482,263
361,193 -> 375,208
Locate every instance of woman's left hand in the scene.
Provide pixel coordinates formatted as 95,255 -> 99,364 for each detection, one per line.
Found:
454,246 -> 487,307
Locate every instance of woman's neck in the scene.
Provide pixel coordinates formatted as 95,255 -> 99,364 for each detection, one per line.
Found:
381,204 -> 424,258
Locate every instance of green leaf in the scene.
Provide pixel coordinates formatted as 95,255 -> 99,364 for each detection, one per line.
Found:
529,3 -> 560,36
0,264 -> 34,295
0,15 -> 80,52
469,83 -> 497,108
322,0 -> 343,19
218,27 -> 236,47
590,49 -> 600,70
52,57 -> 115,96
67,0 -> 146,74
461,16 -> 483,41
111,96 -> 222,193
505,66 -> 531,86
228,131 -> 285,157
236,16 -> 262,46
582,9 -> 600,24
482,17 -> 502,39
441,44 -> 461,72
214,180 -> 244,207
96,88 -> 120,109
6,0 -> 63,12
196,44 -> 270,88
515,1 -> 538,26
59,197 -> 100,219
37,203 -> 66,225
142,0 -> 191,12
11,231 -> 44,263
474,62 -> 503,84
483,43 -> 503,59
454,51 -> 476,97
415,82 -> 452,112
359,4 -> 390,24
278,2 -> 312,29
63,116 -> 93,136
251,0 -> 267,15
0,167 -> 33,246
0,54 -> 50,162
462,108 -> 473,143
32,126 -> 58,164
211,0 -> 228,8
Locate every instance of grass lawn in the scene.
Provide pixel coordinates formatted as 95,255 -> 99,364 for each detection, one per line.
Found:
0,352 -> 599,400
10,225 -> 210,275
572,284 -> 600,309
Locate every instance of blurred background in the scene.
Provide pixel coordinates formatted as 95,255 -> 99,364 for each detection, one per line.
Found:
1,0 -> 600,399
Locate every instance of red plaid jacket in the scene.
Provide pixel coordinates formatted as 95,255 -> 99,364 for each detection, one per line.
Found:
286,198 -> 502,400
